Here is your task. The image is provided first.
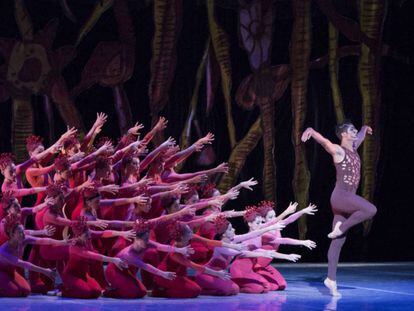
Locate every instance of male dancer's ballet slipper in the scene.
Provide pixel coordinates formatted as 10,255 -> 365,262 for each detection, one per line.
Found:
327,221 -> 343,239
324,278 -> 342,297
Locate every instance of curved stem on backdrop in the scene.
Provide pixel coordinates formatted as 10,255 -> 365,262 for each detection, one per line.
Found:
178,39 -> 210,171
258,96 -> 276,201
358,0 -> 385,235
50,76 -> 84,131
328,22 -> 345,124
43,95 -> 55,143
207,0 -> 237,148
12,96 -> 33,162
290,0 -> 311,240
113,84 -> 133,135
218,117 -> 262,193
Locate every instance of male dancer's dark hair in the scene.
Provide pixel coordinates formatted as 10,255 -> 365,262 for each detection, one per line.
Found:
335,119 -> 354,140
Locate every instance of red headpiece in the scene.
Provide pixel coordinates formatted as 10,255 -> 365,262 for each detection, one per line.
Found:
214,215 -> 230,235
168,222 -> 185,241
82,182 -> 100,200
162,145 -> 180,160
96,136 -> 113,148
1,191 -> 16,211
95,156 -> 111,171
201,183 -> 217,198
4,213 -> 21,237
26,135 -> 43,152
46,184 -> 64,198
0,153 -> 14,171
256,201 -> 275,217
72,216 -> 89,237
133,218 -> 150,235
54,156 -> 70,171
243,205 -> 258,223
62,136 -> 79,150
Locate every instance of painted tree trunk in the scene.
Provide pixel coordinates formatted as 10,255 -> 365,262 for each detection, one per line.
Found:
207,0 -> 237,148
150,0 -> 182,145
50,76 -> 84,130
259,96 -> 276,201
218,117 -> 262,193
328,22 -> 345,123
113,84 -> 133,135
12,96 -> 33,162
177,39 -> 210,171
290,0 -> 311,239
358,0 -> 385,234
43,95 -> 55,143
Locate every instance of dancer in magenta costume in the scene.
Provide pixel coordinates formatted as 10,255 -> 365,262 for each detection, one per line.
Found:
194,215 -> 284,296
301,121 -> 377,296
255,201 -> 317,290
229,206 -> 302,293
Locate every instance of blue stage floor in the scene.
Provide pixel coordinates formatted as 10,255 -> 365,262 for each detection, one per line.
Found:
1,262 -> 413,311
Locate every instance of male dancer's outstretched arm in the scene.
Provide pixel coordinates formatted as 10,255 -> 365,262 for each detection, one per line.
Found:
301,127 -> 344,162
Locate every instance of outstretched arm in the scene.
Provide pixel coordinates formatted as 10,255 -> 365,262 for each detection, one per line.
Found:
139,137 -> 175,171
0,251 -> 55,278
233,223 -> 285,243
162,162 -> 228,183
354,126 -> 373,149
127,254 -> 175,279
301,127 -> 342,157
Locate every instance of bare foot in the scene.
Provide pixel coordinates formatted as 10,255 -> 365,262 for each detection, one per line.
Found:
324,278 -> 342,297
328,221 -> 343,239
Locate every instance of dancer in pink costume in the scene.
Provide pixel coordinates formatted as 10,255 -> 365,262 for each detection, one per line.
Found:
194,215 -> 285,296
302,121 -> 377,296
230,206 -> 301,293
255,201 -> 317,290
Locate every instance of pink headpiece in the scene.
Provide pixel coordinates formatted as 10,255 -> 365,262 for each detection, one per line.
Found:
96,136 -> 113,148
82,182 -> 100,200
168,222 -> 185,241
134,218 -> 150,235
46,184 -> 64,198
72,216 -> 89,237
26,135 -> 43,152
62,136 -> 79,150
256,201 -> 275,217
95,156 -> 111,170
214,215 -> 230,235
0,153 -> 14,171
243,205 -> 259,222
201,183 -> 217,198
54,156 -> 70,171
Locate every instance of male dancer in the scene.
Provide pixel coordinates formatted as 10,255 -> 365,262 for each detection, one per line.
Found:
301,121 -> 377,297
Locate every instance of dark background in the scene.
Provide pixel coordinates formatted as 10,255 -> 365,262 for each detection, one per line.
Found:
1,0 -> 413,262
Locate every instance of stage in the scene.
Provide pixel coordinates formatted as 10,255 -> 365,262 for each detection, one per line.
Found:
1,262 -> 413,311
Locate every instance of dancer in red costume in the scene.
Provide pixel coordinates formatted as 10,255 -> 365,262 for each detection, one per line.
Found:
302,122 -> 377,297
255,201 -> 317,290
104,220 -> 193,299
60,216 -> 128,299
152,222 -> 237,298
0,192 -> 55,244
194,215 -> 284,296
0,214 -> 68,297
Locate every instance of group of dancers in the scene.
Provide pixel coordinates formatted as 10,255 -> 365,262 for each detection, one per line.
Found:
0,112 -> 377,299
